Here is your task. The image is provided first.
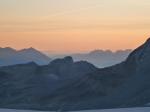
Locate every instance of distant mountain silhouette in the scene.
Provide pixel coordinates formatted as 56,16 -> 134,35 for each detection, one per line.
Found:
0,47 -> 51,66
72,49 -> 132,68
0,38 -> 150,111
47,49 -> 132,68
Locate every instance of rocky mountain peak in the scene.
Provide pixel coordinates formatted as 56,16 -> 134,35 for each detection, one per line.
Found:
49,56 -> 74,66
145,37 -> 150,44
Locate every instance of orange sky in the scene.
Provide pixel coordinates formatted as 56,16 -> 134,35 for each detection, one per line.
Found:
0,0 -> 150,53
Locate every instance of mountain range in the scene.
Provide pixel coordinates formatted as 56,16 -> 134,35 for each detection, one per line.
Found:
0,47 -> 51,66
72,49 -> 132,68
43,38 -> 150,110
0,56 -> 98,110
0,38 -> 150,111
0,47 -> 131,68
47,49 -> 132,68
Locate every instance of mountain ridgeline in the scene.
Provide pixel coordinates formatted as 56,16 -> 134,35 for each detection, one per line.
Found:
72,49 -> 132,68
0,38 -> 150,111
47,49 -> 132,68
0,47 -> 51,66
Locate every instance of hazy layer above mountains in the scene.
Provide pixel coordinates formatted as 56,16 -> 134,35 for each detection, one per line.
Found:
46,49 -> 132,68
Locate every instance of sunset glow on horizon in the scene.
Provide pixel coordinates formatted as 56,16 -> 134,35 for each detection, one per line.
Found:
0,0 -> 150,53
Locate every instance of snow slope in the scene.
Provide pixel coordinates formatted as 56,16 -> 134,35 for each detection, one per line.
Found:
73,107 -> 150,112
0,109 -> 50,112
1,107 -> 150,112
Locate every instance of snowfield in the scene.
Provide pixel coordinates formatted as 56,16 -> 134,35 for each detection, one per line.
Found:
0,109 -> 53,112
73,107 -> 150,112
0,107 -> 150,112
0,109 -> 47,112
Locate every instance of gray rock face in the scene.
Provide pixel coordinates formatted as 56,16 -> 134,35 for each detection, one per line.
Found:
108,38 -> 150,107
0,57 -> 98,110
35,38 -> 150,110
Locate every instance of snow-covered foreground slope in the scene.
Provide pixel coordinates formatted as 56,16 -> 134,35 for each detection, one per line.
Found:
0,109 -> 51,112
1,107 -> 150,112
73,107 -> 150,112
